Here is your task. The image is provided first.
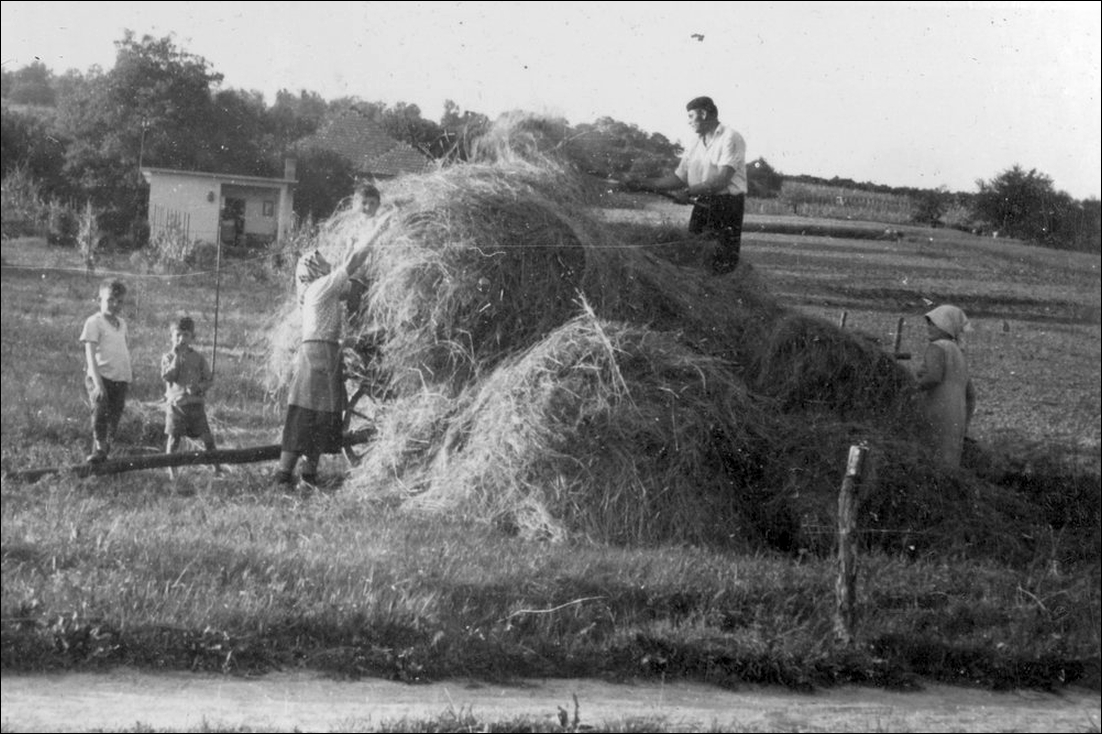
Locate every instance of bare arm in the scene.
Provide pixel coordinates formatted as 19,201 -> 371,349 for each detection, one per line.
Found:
342,209 -> 397,277
85,341 -> 104,400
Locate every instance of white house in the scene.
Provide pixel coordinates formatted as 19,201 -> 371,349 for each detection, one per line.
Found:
141,159 -> 297,248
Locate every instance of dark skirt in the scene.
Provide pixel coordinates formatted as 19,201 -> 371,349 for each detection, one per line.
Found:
281,404 -> 344,455
282,341 -> 346,455
288,341 -> 346,412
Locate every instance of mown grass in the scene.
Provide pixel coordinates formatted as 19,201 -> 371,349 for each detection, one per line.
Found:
3,477 -> 1097,691
1,235 -> 1099,698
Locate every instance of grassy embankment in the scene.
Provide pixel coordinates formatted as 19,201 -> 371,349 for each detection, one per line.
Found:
1,213 -> 1099,696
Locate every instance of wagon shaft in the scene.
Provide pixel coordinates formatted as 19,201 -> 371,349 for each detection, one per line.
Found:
4,428 -> 375,484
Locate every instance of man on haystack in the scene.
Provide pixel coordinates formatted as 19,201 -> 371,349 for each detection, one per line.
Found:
623,95 -> 747,275
274,210 -> 394,491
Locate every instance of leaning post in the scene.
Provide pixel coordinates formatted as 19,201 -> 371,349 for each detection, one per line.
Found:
892,316 -> 911,360
834,443 -> 868,646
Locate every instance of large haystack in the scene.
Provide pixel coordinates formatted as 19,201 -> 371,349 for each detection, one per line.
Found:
263,113 -> 1041,560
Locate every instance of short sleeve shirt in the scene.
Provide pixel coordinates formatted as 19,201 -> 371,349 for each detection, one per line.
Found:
80,313 -> 133,382
675,123 -> 747,195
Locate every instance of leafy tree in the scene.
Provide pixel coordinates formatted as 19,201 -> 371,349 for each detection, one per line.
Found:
205,88 -> 277,176
380,101 -> 445,157
269,89 -> 328,150
911,186 -> 950,227
569,117 -> 680,179
291,147 -> 358,221
972,165 -> 1100,252
333,98 -> 446,158
972,165 -> 1060,245
1,107 -> 69,195
3,60 -> 57,106
1068,198 -> 1102,254
747,157 -> 784,199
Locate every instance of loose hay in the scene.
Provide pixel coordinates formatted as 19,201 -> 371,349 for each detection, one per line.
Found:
362,159 -> 629,395
349,309 -> 775,548
749,312 -> 921,425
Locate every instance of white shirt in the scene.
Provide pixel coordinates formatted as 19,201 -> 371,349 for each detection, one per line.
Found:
80,312 -> 133,382
675,123 -> 747,195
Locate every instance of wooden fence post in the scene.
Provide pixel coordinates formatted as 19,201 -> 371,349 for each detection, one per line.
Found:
835,443 -> 868,646
892,317 -> 911,360
838,310 -> 848,329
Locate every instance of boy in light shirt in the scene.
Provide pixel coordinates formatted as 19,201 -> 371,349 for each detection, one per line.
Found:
79,279 -> 132,463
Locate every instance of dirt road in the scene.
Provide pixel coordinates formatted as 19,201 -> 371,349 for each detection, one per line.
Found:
1,669 -> 1098,732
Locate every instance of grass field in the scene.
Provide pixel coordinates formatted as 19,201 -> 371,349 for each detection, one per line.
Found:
2,192 -> 1100,708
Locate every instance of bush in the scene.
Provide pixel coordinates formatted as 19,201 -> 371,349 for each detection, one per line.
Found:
46,199 -> 77,247
1,166 -> 48,238
748,157 -> 784,199
146,225 -> 214,273
911,187 -> 949,227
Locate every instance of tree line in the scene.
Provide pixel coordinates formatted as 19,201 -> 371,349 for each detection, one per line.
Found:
2,32 -> 1098,253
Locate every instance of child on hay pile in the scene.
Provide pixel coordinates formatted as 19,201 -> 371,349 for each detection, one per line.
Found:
914,304 -> 977,468
344,182 -> 381,317
274,208 -> 395,491
354,181 -> 382,218
80,278 -> 132,463
161,316 -> 222,479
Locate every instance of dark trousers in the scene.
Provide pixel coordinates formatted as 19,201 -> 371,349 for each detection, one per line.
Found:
87,376 -> 128,447
689,193 -> 745,274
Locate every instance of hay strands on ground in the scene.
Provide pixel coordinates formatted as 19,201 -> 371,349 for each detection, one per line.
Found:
4,428 -> 375,484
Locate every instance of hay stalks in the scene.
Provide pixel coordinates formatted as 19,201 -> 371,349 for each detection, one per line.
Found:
351,305 -> 775,548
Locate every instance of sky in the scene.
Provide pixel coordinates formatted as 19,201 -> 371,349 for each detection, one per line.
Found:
2,1 -> 1100,199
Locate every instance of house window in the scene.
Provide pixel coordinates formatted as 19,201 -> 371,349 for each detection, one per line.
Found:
262,200 -> 275,217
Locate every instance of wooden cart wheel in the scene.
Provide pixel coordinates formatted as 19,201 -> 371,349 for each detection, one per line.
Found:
342,384 -> 374,467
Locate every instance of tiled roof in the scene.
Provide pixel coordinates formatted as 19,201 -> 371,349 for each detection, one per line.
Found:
298,114 -> 434,177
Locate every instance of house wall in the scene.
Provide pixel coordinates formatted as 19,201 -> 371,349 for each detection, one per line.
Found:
222,185 -> 282,241
146,173 -> 222,244
144,167 -> 295,247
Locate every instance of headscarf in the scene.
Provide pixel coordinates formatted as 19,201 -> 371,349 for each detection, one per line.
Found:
925,304 -> 972,343
295,249 -> 331,303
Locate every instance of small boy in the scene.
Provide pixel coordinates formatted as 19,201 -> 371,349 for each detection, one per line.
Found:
161,316 -> 221,478
354,182 -> 381,217
80,278 -> 132,463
